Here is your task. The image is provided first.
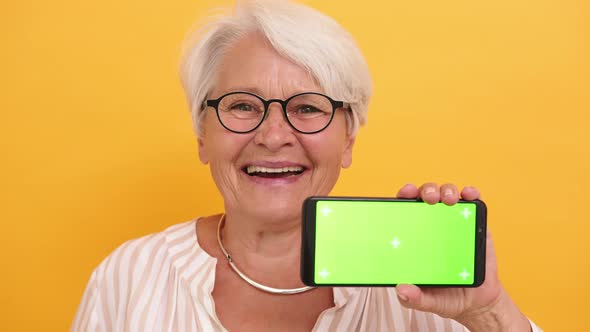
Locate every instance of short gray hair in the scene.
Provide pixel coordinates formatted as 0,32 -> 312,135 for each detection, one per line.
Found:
179,0 -> 372,137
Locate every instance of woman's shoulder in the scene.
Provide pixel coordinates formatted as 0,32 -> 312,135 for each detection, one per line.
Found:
90,219 -> 201,282
73,219 -> 212,330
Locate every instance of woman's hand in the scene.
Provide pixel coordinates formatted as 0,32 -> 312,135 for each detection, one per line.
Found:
395,183 -> 531,332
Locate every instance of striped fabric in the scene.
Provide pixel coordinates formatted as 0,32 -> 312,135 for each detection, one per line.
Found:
72,219 -> 541,331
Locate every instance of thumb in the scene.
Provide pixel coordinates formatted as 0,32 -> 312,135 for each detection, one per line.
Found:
395,284 -> 438,313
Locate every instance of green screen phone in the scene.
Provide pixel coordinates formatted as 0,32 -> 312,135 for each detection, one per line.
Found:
301,196 -> 486,287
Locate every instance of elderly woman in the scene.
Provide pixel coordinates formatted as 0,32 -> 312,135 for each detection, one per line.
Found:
72,1 -> 542,331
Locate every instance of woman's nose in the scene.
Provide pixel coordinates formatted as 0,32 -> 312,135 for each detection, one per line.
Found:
264,102 -> 289,126
253,103 -> 296,150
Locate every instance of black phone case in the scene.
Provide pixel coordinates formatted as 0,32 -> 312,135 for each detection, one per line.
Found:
300,196 -> 487,287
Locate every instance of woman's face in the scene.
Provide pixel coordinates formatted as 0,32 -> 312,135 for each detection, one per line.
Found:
198,33 -> 355,222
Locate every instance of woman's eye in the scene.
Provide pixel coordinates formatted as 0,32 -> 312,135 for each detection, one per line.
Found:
231,103 -> 256,112
296,106 -> 322,114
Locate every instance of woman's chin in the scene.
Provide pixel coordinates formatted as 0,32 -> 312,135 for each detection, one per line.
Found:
238,200 -> 303,223
238,174 -> 310,206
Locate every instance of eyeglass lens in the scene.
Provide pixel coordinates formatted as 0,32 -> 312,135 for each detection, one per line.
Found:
217,93 -> 334,133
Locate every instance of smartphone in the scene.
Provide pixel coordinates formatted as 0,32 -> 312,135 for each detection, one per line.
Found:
301,196 -> 486,287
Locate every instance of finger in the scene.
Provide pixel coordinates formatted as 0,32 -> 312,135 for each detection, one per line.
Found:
440,183 -> 459,205
485,230 -> 499,277
419,183 -> 439,204
397,184 -> 419,198
460,186 -> 481,201
395,284 -> 439,313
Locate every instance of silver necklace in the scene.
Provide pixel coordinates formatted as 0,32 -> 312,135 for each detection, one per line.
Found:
216,214 -> 315,295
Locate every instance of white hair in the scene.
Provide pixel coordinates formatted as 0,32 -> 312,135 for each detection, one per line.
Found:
179,0 -> 372,137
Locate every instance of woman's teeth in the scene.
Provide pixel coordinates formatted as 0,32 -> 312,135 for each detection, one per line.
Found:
246,165 -> 304,176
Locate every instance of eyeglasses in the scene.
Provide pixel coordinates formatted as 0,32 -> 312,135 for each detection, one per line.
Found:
203,92 -> 350,134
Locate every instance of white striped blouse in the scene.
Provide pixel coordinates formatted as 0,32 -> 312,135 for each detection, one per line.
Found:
72,219 -> 542,331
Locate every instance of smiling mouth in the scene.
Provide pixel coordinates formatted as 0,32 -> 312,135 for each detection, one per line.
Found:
243,165 -> 306,178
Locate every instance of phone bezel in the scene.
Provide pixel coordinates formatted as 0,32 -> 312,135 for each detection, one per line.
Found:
301,196 -> 487,287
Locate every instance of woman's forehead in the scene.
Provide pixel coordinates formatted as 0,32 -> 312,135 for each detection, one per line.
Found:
212,34 -> 322,98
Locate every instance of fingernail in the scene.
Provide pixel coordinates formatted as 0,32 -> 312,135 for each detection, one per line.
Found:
444,188 -> 453,197
424,187 -> 436,194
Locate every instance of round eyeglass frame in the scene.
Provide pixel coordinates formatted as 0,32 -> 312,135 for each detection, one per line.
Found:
203,91 -> 350,134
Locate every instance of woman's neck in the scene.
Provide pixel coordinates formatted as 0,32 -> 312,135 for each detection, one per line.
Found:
222,210 -> 301,260
219,209 -> 304,287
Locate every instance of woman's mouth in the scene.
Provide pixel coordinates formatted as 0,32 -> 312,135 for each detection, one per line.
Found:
243,165 -> 306,178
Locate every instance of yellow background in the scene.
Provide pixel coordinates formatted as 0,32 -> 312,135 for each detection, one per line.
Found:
2,0 -> 588,330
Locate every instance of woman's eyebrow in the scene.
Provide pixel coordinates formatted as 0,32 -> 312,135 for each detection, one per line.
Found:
219,86 -> 264,96
218,87 -> 324,99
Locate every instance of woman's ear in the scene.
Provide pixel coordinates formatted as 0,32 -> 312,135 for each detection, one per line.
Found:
341,135 -> 356,168
198,137 -> 209,164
